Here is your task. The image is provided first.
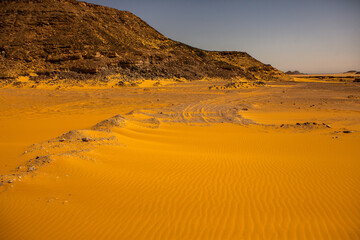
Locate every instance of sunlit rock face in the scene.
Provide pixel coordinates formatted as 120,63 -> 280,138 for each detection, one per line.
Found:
0,0 -> 290,82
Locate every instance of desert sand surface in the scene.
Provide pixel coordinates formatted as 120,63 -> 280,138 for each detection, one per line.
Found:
292,72 -> 359,83
1,79 -> 360,239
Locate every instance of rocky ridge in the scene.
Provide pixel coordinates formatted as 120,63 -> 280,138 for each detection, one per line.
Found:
0,0 -> 291,84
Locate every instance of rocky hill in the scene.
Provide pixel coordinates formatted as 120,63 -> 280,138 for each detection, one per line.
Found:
0,0 -> 291,84
286,71 -> 306,75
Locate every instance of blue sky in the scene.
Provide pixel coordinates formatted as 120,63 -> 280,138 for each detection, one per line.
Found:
85,0 -> 360,73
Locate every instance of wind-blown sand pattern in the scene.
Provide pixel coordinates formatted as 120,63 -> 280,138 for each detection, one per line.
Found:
0,80 -> 360,239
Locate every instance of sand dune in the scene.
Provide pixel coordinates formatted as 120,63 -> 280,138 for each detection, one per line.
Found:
1,80 -> 360,239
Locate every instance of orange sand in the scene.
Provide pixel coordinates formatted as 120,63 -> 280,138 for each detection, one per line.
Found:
0,80 -> 359,239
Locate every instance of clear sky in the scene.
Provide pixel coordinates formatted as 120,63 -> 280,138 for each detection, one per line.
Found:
85,0 -> 360,73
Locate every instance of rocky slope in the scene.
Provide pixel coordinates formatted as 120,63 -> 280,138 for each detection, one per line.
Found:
286,71 -> 306,75
0,0 -> 291,84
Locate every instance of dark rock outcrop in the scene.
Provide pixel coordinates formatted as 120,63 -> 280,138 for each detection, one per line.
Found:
286,70 -> 305,75
0,0 -> 291,82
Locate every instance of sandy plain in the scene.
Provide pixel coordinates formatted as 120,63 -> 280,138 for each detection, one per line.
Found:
0,79 -> 359,239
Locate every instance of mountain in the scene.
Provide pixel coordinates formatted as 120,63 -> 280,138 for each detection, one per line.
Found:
285,70 -> 306,75
0,0 -> 291,83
